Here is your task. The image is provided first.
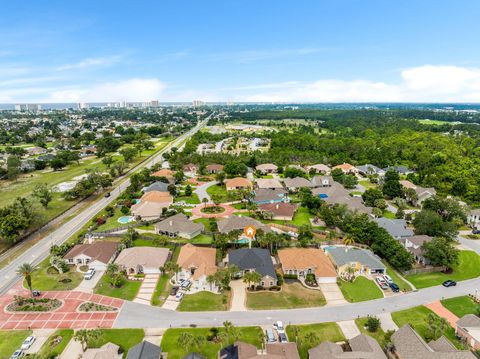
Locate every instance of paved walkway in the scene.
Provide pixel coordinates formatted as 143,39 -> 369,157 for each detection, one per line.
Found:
318,283 -> 348,306
194,180 -> 217,203
337,320 -> 361,339
377,312 -> 398,331
191,203 -> 235,218
425,300 -> 459,327
133,274 -> 159,306
0,290 -> 123,330
230,280 -> 247,311
60,338 -> 83,359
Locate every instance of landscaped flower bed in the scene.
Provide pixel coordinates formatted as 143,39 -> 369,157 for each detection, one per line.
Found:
7,296 -> 62,312
78,301 -> 117,312
200,206 -> 225,214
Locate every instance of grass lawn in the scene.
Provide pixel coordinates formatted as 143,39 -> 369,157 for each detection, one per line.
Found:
94,273 -> 142,301
406,250 -> 480,288
175,193 -> 200,204
358,180 -> 377,189
177,291 -> 230,311
391,306 -> 463,349
87,329 -> 144,357
38,329 -> 74,358
151,273 -> 171,306
286,323 -> 345,359
382,260 -> 412,292
193,217 -> 216,232
291,207 -> 313,226
355,317 -> 387,347
246,281 -> 326,310
95,208 -> 129,231
206,184 -> 229,202
161,326 -> 262,359
0,330 -> 32,358
382,210 -> 396,219
337,277 -> 383,303
27,257 -> 83,291
232,202 -> 246,210
191,234 -> 214,244
441,296 -> 479,317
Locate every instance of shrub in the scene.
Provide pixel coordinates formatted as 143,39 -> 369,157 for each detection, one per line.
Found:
365,316 -> 380,332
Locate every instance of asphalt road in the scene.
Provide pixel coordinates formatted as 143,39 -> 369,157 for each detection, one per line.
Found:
457,234 -> 480,255
114,277 -> 480,329
0,120 -> 207,295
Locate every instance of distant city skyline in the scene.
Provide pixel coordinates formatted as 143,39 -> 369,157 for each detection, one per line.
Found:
1,1 -> 480,103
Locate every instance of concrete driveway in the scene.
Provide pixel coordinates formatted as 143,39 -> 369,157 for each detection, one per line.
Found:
133,274 -> 159,305
75,270 -> 104,293
194,181 -> 217,203
24,329 -> 55,355
230,280 -> 247,311
318,283 -> 347,306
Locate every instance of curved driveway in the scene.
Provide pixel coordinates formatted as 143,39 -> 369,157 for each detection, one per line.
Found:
194,180 -> 217,203
114,277 -> 480,329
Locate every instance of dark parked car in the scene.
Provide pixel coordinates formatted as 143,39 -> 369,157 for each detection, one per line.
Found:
32,290 -> 41,297
170,287 -> 179,296
278,332 -> 288,343
442,280 -> 457,287
389,283 -> 400,293
104,192 -> 111,198
472,229 -> 480,234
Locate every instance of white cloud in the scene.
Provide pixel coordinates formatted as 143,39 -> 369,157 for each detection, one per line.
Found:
46,78 -> 167,102
56,55 -> 123,71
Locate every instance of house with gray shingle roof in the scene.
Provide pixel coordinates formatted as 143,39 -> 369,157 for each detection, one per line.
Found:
126,341 -> 161,359
309,333 -> 387,359
217,215 -> 271,234
227,248 -> 277,288
143,181 -> 169,193
154,213 -> 204,239
283,177 -> 313,192
374,218 -> 414,240
456,314 -> 480,351
252,188 -> 288,204
325,247 -> 386,275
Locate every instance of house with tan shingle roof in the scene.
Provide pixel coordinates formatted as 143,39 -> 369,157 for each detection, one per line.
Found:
278,248 -> 337,284
115,247 -> 170,275
130,191 -> 173,220
225,177 -> 253,191
255,178 -> 284,190
258,202 -> 297,221
64,241 -> 119,270
332,163 -> 358,175
307,164 -> 331,174
255,163 -> 278,174
176,244 -> 218,291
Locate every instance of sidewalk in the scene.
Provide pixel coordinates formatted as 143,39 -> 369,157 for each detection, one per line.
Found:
133,274 -> 159,306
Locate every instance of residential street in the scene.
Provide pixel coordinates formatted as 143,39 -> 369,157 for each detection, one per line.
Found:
0,120 -> 207,296
193,180 -> 217,203
114,276 -> 480,328
457,234 -> 480,255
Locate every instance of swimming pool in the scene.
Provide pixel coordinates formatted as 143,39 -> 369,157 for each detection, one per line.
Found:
118,216 -> 134,224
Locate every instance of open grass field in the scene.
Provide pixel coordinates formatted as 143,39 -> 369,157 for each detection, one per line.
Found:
391,305 -> 463,349
441,296 -> 479,318
161,326 -> 263,359
38,329 -> 74,358
87,329 -> 144,357
0,330 -> 32,358
94,273 -> 142,301
177,291 -> 230,311
246,281 -> 326,310
286,322 -> 345,359
337,277 -> 383,302
406,250 -> 480,288
27,257 -> 83,291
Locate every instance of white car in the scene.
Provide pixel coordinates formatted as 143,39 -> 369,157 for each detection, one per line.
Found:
273,321 -> 285,334
84,268 -> 96,280
10,349 -> 24,359
175,292 -> 184,301
21,336 -> 35,350
383,274 -> 393,284
375,276 -> 389,290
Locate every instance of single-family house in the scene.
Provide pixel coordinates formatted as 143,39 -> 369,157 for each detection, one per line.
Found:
326,247 -> 386,275
154,213 -> 204,239
127,341 -> 162,359
286,165 -> 307,173
143,181 -> 169,193
225,177 -> 253,191
308,334 -> 387,359
306,164 -> 331,174
258,202 -> 297,221
278,248 -> 337,283
252,188 -> 288,205
115,247 -> 170,275
400,180 -> 436,206
332,163 -> 358,175
131,191 -> 173,220
220,341 -> 299,359
373,218 -> 414,240
217,215 -> 271,234
64,241 -> 118,270
37,153 -> 55,162
467,209 -> 480,228
402,235 -> 433,265
255,178 -> 284,190
227,248 -> 278,288
312,181 -> 372,215
283,177 -> 313,192
206,164 -> 224,174
392,324 -> 476,358
255,163 -> 278,174
152,168 -> 175,183
383,165 -> 414,175
183,163 -> 197,177
456,314 -> 480,351
311,175 -> 333,188
83,343 -> 120,359
356,164 -> 385,177
26,146 -> 48,156
176,244 -> 218,291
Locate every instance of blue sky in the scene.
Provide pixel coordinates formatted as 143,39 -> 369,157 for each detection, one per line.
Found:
1,0 -> 480,103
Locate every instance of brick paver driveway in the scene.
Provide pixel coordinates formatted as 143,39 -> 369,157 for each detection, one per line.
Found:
191,203 -> 235,218
0,290 -> 123,330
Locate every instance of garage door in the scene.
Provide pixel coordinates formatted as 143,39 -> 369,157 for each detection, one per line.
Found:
317,276 -> 337,284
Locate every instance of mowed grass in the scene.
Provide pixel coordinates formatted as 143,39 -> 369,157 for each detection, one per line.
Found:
246,281 -> 326,310
291,207 -> 313,226
94,273 -> 142,301
151,274 -> 171,306
177,291 -> 230,311
206,184 -> 229,202
175,193 -> 200,204
38,329 -> 74,358
355,317 -> 387,347
337,277 -> 383,303
441,296 -> 479,318
286,323 -> 345,359
406,251 -> 480,288
0,330 -> 32,358
87,329 -> 144,357
391,306 -> 463,348
27,257 -> 83,291
161,326 -> 263,359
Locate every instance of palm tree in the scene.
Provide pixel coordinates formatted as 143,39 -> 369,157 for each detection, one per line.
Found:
17,263 -> 35,297
206,274 -> 216,291
106,263 -> 119,277
304,331 -> 319,346
343,234 -> 355,247
243,272 -> 254,289
178,332 -> 195,351
74,329 -> 102,351
202,197 -> 208,208
164,261 -> 181,283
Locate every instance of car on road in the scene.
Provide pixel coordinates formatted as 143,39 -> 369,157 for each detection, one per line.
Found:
32,290 -> 41,297
170,287 -> 179,296
383,274 -> 393,284
20,336 -> 36,350
375,276 -> 389,290
104,192 -> 111,198
442,280 -> 457,287
266,329 -> 276,343
389,282 -> 400,293
278,332 -> 288,343
175,292 -> 184,301
273,321 -> 285,334
472,229 -> 480,234
10,349 -> 24,359
84,268 -> 96,280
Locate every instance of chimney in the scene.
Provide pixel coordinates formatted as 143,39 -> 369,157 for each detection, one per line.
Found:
169,220 -> 173,226
276,204 -> 279,209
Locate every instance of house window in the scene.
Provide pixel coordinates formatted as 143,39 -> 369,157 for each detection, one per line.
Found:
270,281 -> 273,286
261,281 -> 265,286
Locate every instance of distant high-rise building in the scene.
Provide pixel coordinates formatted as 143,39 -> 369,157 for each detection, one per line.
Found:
192,100 -> 205,107
14,104 -> 21,111
15,104 -> 40,111
150,100 -> 159,107
77,103 -> 88,109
